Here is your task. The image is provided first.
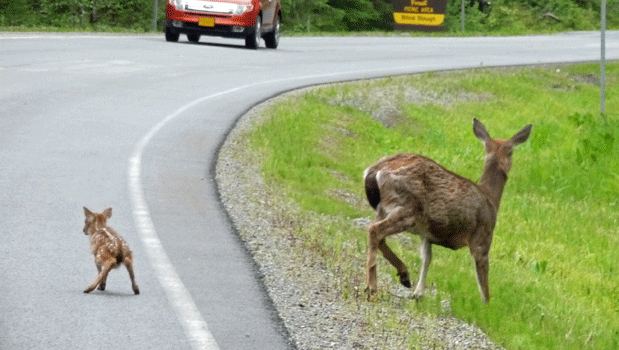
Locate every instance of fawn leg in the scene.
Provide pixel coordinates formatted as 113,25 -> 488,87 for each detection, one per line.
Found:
124,257 -> 140,295
95,264 -> 107,291
412,237 -> 432,300
84,261 -> 113,293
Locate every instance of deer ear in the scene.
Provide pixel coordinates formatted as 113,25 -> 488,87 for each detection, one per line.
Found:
103,208 -> 112,219
84,207 -> 92,217
473,118 -> 491,143
510,124 -> 533,146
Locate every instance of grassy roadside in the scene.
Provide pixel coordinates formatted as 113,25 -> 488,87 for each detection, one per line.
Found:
247,63 -> 619,349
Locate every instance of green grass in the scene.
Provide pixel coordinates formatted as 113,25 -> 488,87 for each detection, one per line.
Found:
249,63 -> 619,349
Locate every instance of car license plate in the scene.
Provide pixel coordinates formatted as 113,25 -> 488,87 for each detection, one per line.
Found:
199,17 -> 215,27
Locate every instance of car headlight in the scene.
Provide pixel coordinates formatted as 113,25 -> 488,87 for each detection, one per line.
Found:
232,4 -> 253,15
172,0 -> 185,10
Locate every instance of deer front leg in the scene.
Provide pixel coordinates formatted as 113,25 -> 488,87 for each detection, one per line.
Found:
469,228 -> 492,303
473,254 -> 489,304
412,236 -> 432,300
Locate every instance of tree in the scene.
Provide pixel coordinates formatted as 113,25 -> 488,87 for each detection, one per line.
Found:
281,0 -> 346,31
327,0 -> 380,30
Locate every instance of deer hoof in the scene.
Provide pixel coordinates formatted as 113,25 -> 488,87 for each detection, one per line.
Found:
399,273 -> 411,288
412,288 -> 425,301
98,284 -> 106,291
133,287 -> 140,295
364,286 -> 377,301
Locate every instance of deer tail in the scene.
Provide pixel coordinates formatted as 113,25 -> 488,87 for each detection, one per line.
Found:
364,167 -> 381,210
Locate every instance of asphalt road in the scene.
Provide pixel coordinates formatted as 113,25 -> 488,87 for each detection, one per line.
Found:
1,32 -> 617,350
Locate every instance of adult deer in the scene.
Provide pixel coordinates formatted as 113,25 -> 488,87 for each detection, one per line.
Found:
363,118 -> 532,303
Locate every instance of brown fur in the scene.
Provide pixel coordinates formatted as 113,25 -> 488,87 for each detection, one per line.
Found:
82,207 -> 139,295
364,118 -> 532,303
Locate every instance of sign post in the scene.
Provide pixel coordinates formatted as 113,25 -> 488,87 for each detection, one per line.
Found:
393,0 -> 448,31
601,0 -> 606,116
153,0 -> 158,31
461,0 -> 465,31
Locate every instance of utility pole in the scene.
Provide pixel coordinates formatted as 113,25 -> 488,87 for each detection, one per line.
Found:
601,0 -> 606,117
461,0 -> 465,32
153,0 -> 159,32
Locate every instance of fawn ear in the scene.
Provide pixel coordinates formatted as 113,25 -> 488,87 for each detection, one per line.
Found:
103,207 -> 112,219
473,118 -> 491,143
84,207 -> 92,217
510,124 -> 533,146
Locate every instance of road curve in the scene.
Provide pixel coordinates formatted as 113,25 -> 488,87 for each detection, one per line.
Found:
1,32 -> 617,350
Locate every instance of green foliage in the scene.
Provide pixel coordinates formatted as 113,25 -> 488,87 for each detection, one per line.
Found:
0,0 -> 155,31
41,0 -> 154,29
0,0 -> 41,26
367,0 -> 396,30
569,112 -> 618,164
445,0 -> 611,33
249,63 -> 619,349
328,0 -> 380,30
280,0 -> 392,32
280,0 -> 344,32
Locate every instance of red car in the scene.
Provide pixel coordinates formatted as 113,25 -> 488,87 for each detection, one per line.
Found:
165,0 -> 281,49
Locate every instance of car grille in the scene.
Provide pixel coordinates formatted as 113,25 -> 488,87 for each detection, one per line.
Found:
184,0 -> 236,15
186,11 -> 231,18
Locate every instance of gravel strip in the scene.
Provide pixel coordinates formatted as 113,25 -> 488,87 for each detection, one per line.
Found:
215,84 -> 504,350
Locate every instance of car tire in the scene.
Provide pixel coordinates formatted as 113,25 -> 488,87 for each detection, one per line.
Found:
187,34 -> 200,43
165,27 -> 180,42
245,14 -> 261,49
264,14 -> 280,49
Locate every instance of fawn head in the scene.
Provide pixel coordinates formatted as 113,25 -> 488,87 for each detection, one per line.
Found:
473,118 -> 533,177
83,207 -> 112,235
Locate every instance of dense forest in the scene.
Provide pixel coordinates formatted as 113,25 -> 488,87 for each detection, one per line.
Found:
0,0 -> 616,33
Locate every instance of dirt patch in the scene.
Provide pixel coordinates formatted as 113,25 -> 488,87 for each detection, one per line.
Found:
328,84 -> 494,129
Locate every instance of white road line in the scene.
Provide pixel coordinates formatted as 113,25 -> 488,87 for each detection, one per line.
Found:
128,84 -> 268,350
127,66 -> 433,350
128,90 -> 240,350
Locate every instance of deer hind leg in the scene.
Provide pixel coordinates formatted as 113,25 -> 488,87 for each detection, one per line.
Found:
366,206 -> 415,295
84,260 -> 114,293
123,255 -> 140,295
412,236 -> 432,300
378,239 -> 410,288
